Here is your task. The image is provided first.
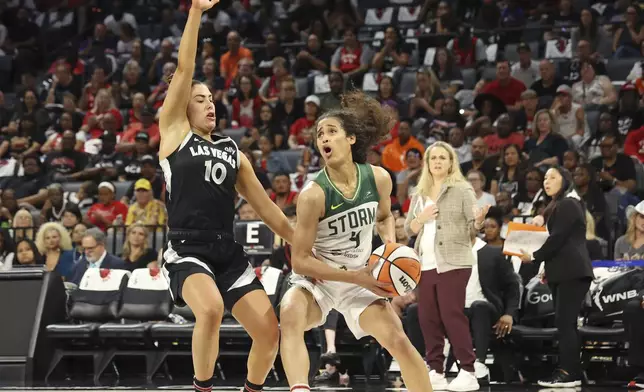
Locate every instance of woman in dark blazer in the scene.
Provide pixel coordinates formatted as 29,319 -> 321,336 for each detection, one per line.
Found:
520,166 -> 594,388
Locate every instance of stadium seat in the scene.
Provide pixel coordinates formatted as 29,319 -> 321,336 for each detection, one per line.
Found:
0,56 -> 12,91
462,68 -> 477,90
46,269 -> 131,384
606,59 -> 635,82
295,77 -> 309,98
222,127 -> 246,146
114,181 -> 131,201
278,150 -> 304,173
96,268 -> 172,381
62,182 -> 83,195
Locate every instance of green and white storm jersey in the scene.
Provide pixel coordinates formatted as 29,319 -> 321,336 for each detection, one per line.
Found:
312,163 -> 380,270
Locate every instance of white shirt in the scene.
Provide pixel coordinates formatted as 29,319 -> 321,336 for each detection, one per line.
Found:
88,250 -> 108,269
465,238 -> 488,307
476,192 -> 496,209
104,13 -> 138,36
419,198 -> 438,271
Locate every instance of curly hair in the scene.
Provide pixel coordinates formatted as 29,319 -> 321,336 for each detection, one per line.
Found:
35,222 -> 73,254
317,90 -> 393,164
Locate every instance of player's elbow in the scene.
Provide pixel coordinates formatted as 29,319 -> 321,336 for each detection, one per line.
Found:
290,253 -> 308,275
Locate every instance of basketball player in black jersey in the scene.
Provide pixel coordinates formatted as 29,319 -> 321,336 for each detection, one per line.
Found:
158,1 -> 294,392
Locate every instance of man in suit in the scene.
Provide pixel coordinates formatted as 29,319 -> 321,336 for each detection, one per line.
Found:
69,227 -> 127,285
465,238 -> 521,380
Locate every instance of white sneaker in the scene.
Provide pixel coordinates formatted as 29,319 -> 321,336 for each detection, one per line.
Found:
473,361 -> 489,380
447,369 -> 480,392
429,369 -> 449,390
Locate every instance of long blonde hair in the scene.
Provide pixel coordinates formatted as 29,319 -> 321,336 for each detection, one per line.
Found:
531,109 -> 559,139
415,67 -> 440,100
626,210 -> 644,245
122,224 -> 150,260
35,222 -> 73,254
415,141 -> 467,197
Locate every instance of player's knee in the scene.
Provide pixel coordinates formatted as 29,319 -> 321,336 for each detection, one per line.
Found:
279,300 -> 307,333
379,329 -> 410,352
194,301 -> 224,326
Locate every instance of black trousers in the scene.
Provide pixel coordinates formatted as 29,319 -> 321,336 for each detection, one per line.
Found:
549,278 -> 591,377
404,303 -> 426,356
465,301 -> 499,362
624,298 -> 644,370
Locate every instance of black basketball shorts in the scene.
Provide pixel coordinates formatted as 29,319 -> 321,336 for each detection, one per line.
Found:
161,236 -> 264,311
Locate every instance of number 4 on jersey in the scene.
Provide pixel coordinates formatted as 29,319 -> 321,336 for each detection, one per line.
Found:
350,230 -> 361,248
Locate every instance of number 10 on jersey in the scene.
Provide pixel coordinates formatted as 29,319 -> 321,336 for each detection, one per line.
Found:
204,160 -> 227,184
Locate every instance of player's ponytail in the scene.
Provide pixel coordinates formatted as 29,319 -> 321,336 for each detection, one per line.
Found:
319,90 -> 394,164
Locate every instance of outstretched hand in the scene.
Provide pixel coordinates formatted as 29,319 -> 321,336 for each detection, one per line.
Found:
191,0 -> 219,11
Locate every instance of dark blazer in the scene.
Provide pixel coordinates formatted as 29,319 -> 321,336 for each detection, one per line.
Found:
477,244 -> 521,318
533,197 -> 594,284
69,253 -> 127,285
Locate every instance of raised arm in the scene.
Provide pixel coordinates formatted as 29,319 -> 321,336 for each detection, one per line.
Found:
159,0 -> 218,154
236,152 -> 294,243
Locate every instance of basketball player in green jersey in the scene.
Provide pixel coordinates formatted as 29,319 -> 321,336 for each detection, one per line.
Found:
280,91 -> 433,392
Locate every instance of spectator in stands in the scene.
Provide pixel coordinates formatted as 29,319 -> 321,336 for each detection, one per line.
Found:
69,227 -> 126,285
0,199 -> 11,228
571,9 -> 611,58
330,27 -> 372,87
511,43 -> 539,88
14,238 -> 43,266
371,25 -> 412,73
119,61 -> 150,109
515,90 -> 539,135
409,68 -> 443,119
326,0 -> 362,35
259,57 -> 290,104
3,88 -> 48,138
70,222 -> 87,263
148,62 -> 176,110
481,60 -> 526,110
226,58 -> 261,102
199,57 -> 224,100
238,200 -> 260,221
298,129 -> 323,175
587,112 -> 617,159
12,208 -> 34,241
584,211 -> 605,260
612,5 -> 644,59
382,118 -> 425,174
482,215 -> 504,247
614,83 -> 644,137
121,223 -> 158,271
80,65 -> 110,111
119,108 -> 161,153
79,132 -> 126,182
461,137 -> 497,191
1,155 -> 48,206
484,113 -> 524,156
103,0 -> 138,36
125,178 -> 167,227
116,22 -> 137,62
445,24 -> 485,68
464,236 -> 520,380
552,85 -> 587,148
232,75 -> 263,129
61,204 -> 82,231
44,62 -> 81,106
530,60 -> 563,99
41,112 -> 83,154
563,150 -> 580,172
258,135 -> 292,174
513,168 -> 546,218
0,189 -> 18,220
40,184 -> 70,223
273,78 -> 304,132
35,221 -> 74,279
624,295 -> 644,389
81,90 -> 123,140
269,173 -> 298,210
591,134 -> 637,194
220,30 -> 253,83
6,114 -> 43,159
430,97 -> 466,140
614,201 -> 644,260
467,170 -> 496,209
573,163 -> 609,241
448,127 -> 471,164
524,109 -> 568,168
396,148 -> 423,204
87,182 -> 128,232
123,155 -> 164,203
71,181 -> 98,210
571,61 -> 617,107
319,72 -> 344,113
520,167 -> 593,388
248,104 -> 285,150
0,228 -> 15,270
432,47 -> 463,97
289,95 -> 320,148
148,39 -> 177,84
255,32 -> 288,78
377,75 -> 402,111
491,144 -> 524,196
292,33 -> 332,77
625,125 -> 644,162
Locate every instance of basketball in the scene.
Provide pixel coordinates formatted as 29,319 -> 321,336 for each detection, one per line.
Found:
368,243 -> 421,297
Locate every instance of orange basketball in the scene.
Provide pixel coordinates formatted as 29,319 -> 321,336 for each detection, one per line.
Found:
368,243 -> 421,297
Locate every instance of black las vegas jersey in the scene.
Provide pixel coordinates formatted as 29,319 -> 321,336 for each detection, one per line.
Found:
160,131 -> 239,233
